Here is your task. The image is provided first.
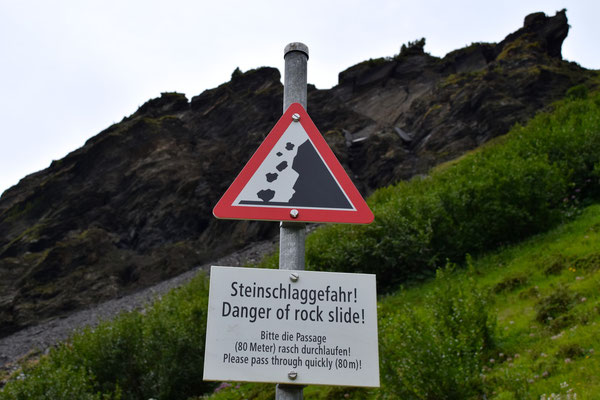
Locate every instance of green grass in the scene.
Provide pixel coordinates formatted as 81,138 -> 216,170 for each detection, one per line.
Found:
0,274 -> 213,400
203,88 -> 600,399
306,88 -> 600,291
206,204 -> 600,400
470,205 -> 600,399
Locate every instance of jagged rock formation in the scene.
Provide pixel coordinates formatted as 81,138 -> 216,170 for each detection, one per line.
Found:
0,10 -> 595,337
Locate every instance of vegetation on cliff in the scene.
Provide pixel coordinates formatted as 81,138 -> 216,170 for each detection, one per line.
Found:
305,83 -> 600,291
209,204 -> 600,400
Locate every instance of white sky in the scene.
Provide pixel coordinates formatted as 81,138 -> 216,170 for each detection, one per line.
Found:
1,1 -> 598,196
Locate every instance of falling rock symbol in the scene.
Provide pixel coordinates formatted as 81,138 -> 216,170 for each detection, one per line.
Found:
234,118 -> 354,209
215,103 -> 373,224
257,189 -> 275,202
276,161 -> 288,172
266,173 -> 278,182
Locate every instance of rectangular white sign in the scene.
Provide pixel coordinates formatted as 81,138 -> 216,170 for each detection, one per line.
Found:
203,266 -> 379,387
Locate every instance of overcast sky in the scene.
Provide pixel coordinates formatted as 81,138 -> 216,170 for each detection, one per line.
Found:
1,1 -> 598,196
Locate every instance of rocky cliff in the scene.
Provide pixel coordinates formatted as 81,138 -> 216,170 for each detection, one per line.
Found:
0,10 -> 595,337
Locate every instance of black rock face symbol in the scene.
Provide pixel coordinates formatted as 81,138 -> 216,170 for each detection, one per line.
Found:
287,141 -> 352,209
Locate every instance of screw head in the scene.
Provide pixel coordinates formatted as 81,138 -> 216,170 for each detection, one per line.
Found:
288,370 -> 298,380
290,209 -> 299,218
289,272 -> 299,282
292,113 -> 301,122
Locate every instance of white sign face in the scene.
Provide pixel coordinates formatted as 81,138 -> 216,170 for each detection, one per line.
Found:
232,121 -> 354,210
203,266 -> 380,387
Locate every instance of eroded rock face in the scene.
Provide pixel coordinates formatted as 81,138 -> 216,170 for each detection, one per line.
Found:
0,10 -> 594,337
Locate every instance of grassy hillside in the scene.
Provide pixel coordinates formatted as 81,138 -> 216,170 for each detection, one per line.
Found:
206,204 -> 600,399
1,85 -> 599,399
304,84 -> 600,291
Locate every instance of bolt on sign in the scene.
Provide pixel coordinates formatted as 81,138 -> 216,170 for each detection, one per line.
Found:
203,266 -> 380,387
213,103 -> 373,224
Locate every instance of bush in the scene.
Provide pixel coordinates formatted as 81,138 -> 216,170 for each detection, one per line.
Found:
398,38 -> 426,57
380,266 -> 496,399
493,273 -> 528,293
307,91 -> 600,291
0,273 -> 212,400
566,84 -> 588,100
0,360 -> 117,400
535,284 -> 578,324
138,276 -> 211,399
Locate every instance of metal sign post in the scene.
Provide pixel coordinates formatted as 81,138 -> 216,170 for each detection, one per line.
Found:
276,41 -> 309,400
205,42 -> 378,396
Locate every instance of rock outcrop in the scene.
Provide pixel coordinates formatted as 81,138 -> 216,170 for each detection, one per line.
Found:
0,10 -> 595,337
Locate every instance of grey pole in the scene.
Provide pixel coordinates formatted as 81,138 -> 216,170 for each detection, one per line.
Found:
276,42 -> 309,400
283,42 -> 308,111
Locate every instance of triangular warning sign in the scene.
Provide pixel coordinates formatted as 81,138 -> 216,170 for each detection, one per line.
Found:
213,103 -> 373,224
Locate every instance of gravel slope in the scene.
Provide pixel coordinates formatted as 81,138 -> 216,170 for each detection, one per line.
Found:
0,237 -> 278,376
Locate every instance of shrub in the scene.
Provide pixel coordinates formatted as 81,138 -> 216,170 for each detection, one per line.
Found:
307,91 -> 600,292
137,276 -> 211,399
398,38 -> 427,57
0,273 -> 212,400
535,284 -> 578,325
566,84 -> 588,100
64,311 -> 144,397
544,254 -> 568,275
0,360 -> 117,400
493,273 -> 528,293
380,266 -> 496,399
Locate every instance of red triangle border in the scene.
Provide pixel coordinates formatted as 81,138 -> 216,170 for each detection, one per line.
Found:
213,103 -> 374,224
